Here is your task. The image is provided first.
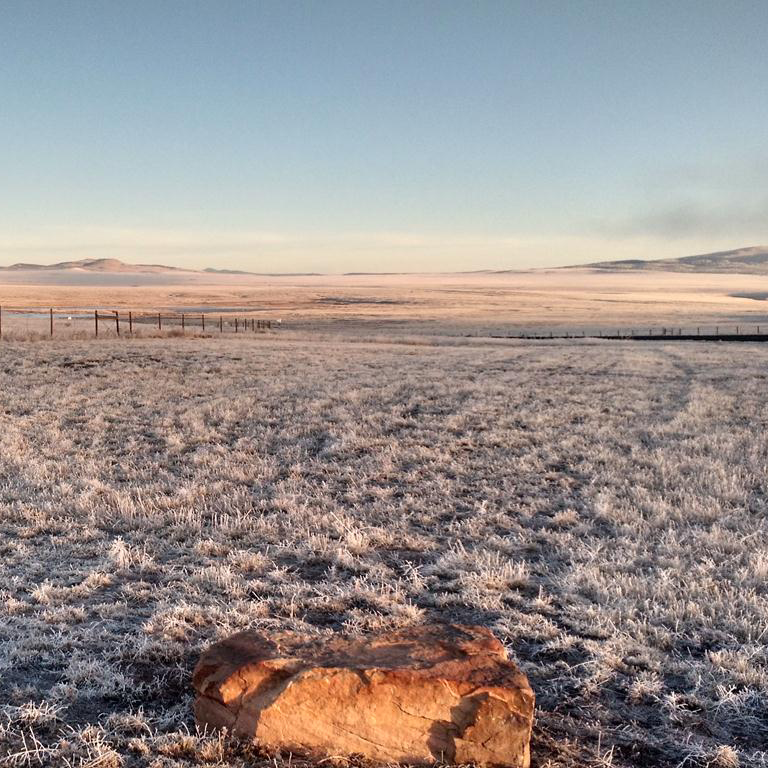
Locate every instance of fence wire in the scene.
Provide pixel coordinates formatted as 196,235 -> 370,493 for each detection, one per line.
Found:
0,306 -> 277,339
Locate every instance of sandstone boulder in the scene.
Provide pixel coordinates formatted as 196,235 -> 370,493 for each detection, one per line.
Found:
193,624 -> 534,767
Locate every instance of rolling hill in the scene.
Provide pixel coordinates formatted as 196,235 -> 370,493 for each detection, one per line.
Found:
576,246 -> 768,274
0,258 -> 193,274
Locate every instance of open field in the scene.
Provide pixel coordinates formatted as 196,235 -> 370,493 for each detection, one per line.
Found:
2,269 -> 768,339
1,334 -> 767,767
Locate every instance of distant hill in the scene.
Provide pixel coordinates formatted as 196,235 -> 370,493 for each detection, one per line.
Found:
0,258 -> 321,278
575,246 -> 768,274
0,258 -> 192,274
203,267 -> 254,275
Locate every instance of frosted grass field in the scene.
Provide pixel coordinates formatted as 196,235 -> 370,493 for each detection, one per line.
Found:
0,335 -> 767,767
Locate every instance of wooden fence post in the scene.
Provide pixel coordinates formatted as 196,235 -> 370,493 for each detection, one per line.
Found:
115,311 -> 120,336
158,313 -> 162,331
235,318 -> 238,333
128,311 -> 133,334
181,313 -> 185,333
202,314 -> 205,332
50,307 -> 53,337
219,315 -> 223,333
95,310 -> 99,337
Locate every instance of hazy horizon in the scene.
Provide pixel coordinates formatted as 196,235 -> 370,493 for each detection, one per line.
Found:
2,1 -> 767,272
2,242 -> 768,277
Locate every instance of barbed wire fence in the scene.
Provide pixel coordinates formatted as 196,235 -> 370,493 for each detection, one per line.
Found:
0,306 -> 277,340
491,324 -> 766,341
0,305 -> 766,342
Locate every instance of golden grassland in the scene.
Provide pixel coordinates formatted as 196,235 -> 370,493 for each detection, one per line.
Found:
1,269 -> 768,336
1,269 -> 767,767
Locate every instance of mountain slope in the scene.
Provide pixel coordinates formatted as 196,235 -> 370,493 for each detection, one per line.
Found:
0,258 -> 193,273
576,246 -> 768,274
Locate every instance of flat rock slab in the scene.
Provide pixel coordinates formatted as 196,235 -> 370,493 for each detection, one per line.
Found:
193,624 -> 534,767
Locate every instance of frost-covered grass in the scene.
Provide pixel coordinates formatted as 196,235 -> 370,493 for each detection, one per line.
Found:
0,336 -> 766,767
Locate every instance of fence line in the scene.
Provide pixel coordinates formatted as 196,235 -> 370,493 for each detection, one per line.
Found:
0,305 -> 765,343
490,324 -> 768,342
0,306 -> 277,340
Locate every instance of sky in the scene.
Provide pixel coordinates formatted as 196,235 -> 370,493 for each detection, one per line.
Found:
1,0 -> 767,273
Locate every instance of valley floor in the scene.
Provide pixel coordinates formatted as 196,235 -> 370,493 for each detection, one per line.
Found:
0,335 -> 766,767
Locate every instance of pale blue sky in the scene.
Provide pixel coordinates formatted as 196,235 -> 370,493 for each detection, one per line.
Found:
1,1 -> 767,272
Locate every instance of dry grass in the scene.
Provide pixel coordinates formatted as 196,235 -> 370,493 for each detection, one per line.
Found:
3,268 -> 768,339
0,335 -> 766,767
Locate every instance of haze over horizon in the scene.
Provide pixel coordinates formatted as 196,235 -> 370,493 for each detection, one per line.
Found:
2,1 -> 767,273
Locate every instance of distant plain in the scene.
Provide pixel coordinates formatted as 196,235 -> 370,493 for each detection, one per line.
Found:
2,267 -> 768,338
